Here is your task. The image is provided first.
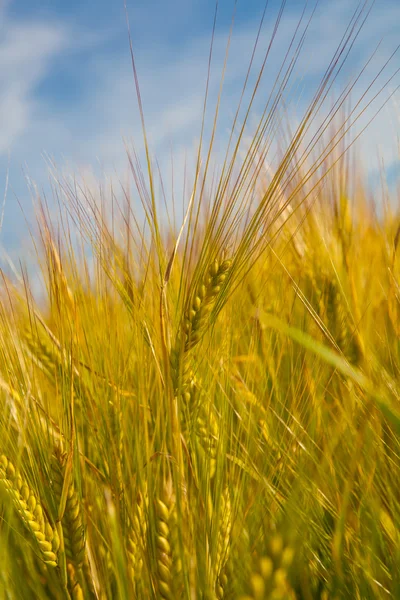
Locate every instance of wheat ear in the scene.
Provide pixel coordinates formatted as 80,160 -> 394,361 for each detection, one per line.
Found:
155,496 -> 174,600
215,487 -> 232,598
181,258 -> 232,352
23,327 -> 61,379
171,258 -> 232,365
50,447 -> 86,568
127,490 -> 148,593
0,454 -> 59,567
170,258 -> 231,387
67,562 -> 84,600
196,402 -> 220,478
170,257 -> 231,432
240,536 -> 295,600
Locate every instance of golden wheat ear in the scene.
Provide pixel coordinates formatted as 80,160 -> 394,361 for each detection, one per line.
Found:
214,487 -> 232,599
50,448 -> 86,568
170,257 -> 232,374
170,256 -> 231,449
127,489 -> 148,595
183,258 -> 232,352
239,536 -> 296,600
0,455 -> 60,567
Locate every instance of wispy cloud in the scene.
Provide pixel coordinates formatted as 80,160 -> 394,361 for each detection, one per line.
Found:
0,20 -> 68,153
0,0 -> 399,256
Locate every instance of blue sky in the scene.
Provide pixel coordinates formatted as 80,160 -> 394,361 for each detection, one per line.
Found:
0,0 -> 399,257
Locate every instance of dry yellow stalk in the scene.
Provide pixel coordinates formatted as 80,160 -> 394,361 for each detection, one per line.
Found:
0,454 -> 59,567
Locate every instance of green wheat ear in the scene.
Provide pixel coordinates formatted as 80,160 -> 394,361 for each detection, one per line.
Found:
0,454 -> 60,567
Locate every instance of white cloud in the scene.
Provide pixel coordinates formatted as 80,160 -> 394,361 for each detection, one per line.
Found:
0,20 -> 68,153
0,0 -> 399,258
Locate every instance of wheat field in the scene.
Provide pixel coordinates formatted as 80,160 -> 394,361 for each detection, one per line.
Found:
0,3 -> 399,599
